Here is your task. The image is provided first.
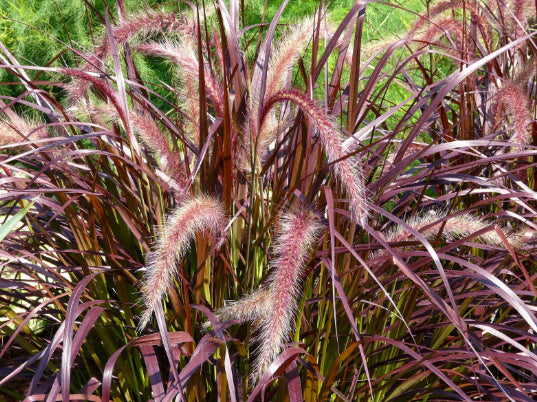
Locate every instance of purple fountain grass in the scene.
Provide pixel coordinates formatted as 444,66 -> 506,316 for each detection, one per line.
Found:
492,81 -> 532,148
262,89 -> 368,225
206,209 -> 321,382
139,195 -> 228,330
252,209 -> 322,380
70,11 -> 197,102
136,42 -> 225,118
0,117 -> 49,148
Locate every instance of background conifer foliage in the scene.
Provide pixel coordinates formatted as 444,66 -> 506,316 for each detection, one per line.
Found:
1,0 -> 537,400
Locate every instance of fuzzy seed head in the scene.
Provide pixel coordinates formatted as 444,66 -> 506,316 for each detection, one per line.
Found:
252,209 -> 322,381
385,210 -> 525,250
139,196 -> 227,330
493,82 -> 531,148
262,89 -> 368,225
0,118 -> 49,149
202,288 -> 273,332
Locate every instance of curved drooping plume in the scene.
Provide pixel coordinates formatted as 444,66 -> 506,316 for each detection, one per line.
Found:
139,196 -> 227,330
136,41 -> 225,117
129,112 -> 189,193
250,17 -> 316,150
69,10 -> 197,102
207,209 -> 322,382
492,81 -> 532,148
372,210 -> 531,266
252,209 -> 322,380
262,89 -> 368,225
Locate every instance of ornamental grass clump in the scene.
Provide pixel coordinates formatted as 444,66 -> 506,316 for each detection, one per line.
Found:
1,0 -> 537,400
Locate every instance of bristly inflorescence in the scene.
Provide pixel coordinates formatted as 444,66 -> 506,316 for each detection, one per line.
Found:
262,89 -> 369,225
206,209 -> 322,382
138,195 -> 228,330
371,210 -> 532,267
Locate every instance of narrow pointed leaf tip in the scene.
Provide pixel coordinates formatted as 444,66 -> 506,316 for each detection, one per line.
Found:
138,196 -> 228,330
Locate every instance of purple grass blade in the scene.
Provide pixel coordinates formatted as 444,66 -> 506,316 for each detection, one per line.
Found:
101,344 -> 128,402
153,300 -> 185,400
285,360 -> 302,402
324,187 -> 373,399
22,300 -> 104,394
161,333 -> 222,400
193,304 -> 237,402
367,335 -> 473,402
139,345 -> 166,400
0,293 -> 68,360
313,1 -> 365,83
23,394 -> 103,401
79,377 -> 101,396
247,346 -> 307,402
48,306 -> 105,402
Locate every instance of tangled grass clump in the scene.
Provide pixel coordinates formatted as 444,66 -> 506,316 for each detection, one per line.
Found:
1,0 -> 537,400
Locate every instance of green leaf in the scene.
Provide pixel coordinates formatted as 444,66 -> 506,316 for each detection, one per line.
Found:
0,201 -> 35,243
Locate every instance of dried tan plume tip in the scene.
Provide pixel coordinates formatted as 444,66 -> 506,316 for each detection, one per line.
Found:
139,196 -> 227,330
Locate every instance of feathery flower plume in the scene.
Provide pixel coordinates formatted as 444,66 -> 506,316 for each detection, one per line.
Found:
182,76 -> 201,147
0,117 -> 49,148
250,17 -> 339,164
507,0 -> 535,43
492,81 -> 531,148
70,11 -> 197,101
139,196 -> 227,330
409,0 -> 493,54
379,210 -> 528,256
252,209 -> 322,380
136,42 -> 224,117
251,17 -> 315,116
129,113 -> 189,192
201,288 -> 273,332
409,18 -> 466,57
369,210 -> 531,270
253,19 -> 315,164
262,89 -> 368,225
207,209 -> 321,382
62,68 -> 128,125
83,101 -> 188,188
385,141 -> 429,167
